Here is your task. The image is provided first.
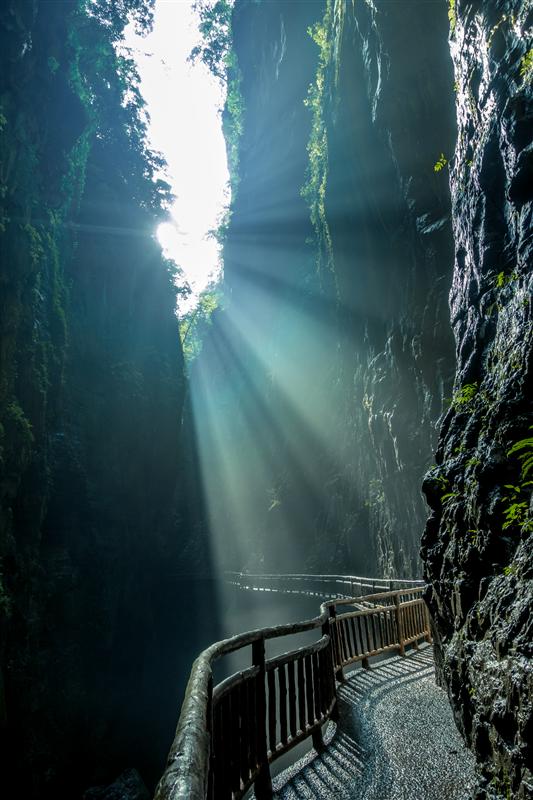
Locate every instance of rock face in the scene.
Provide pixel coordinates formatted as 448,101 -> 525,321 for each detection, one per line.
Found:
422,2 -> 533,797
311,0 -> 457,576
0,3 -> 217,797
83,769 -> 150,800
195,0 -> 455,577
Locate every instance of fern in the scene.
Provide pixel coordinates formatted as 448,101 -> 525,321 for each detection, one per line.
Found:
508,427 -> 533,479
433,153 -> 448,173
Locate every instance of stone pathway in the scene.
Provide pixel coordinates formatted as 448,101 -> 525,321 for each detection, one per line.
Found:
269,646 -> 477,799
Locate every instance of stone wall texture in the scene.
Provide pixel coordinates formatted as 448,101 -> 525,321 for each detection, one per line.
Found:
422,2 -> 533,797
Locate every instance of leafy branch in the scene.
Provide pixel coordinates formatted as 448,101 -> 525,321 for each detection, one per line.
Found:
507,427 -> 533,479
501,427 -> 533,534
433,153 -> 448,173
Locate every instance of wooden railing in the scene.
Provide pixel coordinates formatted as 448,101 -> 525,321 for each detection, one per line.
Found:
226,571 -> 424,600
155,584 -> 431,800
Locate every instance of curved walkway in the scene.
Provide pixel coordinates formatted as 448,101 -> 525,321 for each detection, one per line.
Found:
267,646 -> 477,799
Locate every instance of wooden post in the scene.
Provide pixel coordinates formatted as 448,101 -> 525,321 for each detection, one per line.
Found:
395,593 -> 405,656
252,639 -> 273,800
322,615 -> 339,722
329,605 -> 345,682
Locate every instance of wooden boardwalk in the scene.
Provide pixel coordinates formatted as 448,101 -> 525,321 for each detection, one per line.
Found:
269,646 -> 476,799
155,575 -> 436,800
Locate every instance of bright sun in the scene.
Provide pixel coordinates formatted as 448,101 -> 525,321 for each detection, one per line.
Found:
124,0 -> 230,312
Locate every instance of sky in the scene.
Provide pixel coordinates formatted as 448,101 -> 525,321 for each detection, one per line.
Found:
124,1 -> 230,313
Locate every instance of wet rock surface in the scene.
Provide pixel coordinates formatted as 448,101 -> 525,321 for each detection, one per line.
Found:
83,769 -> 150,800
422,1 -> 533,797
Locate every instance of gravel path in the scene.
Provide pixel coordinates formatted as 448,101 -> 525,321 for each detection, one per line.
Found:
269,645 -> 477,799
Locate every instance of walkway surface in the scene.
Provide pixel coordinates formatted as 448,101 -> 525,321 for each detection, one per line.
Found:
266,645 -> 477,799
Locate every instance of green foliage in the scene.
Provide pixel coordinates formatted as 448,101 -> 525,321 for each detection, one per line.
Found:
433,153 -> 448,172
495,270 -> 517,288
222,54 -> 244,193
508,428 -> 533,479
519,49 -> 533,83
448,0 -> 456,35
500,429 -> 533,533
189,0 -> 232,82
441,491 -> 459,504
190,1 -> 244,194
434,473 -> 450,492
301,0 -> 336,278
67,2 -> 172,217
180,284 -> 222,364
501,484 -> 531,532
451,382 -> 478,409
503,564 -> 517,577
61,129 -> 92,215
86,0 -> 156,42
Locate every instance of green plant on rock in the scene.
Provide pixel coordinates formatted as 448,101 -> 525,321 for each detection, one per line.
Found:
495,270 -> 517,288
502,483 -> 532,531
448,0 -> 456,35
301,0 -> 337,282
179,283 -> 221,365
519,49 -> 533,83
508,427 -> 533,479
500,428 -> 533,534
441,490 -> 459,505
451,382 -> 478,409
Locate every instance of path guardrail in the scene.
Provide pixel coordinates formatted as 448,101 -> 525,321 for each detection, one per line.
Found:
154,581 -> 431,800
226,571 -> 424,600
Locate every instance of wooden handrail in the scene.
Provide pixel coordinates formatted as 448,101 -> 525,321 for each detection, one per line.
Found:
154,582 -> 431,800
226,572 -> 424,601
226,571 -> 424,584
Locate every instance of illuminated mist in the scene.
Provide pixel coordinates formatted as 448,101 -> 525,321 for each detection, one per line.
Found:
129,0 -> 450,609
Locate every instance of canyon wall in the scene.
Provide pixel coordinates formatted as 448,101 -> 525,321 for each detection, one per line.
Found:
422,1 -> 533,797
0,3 -> 215,796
